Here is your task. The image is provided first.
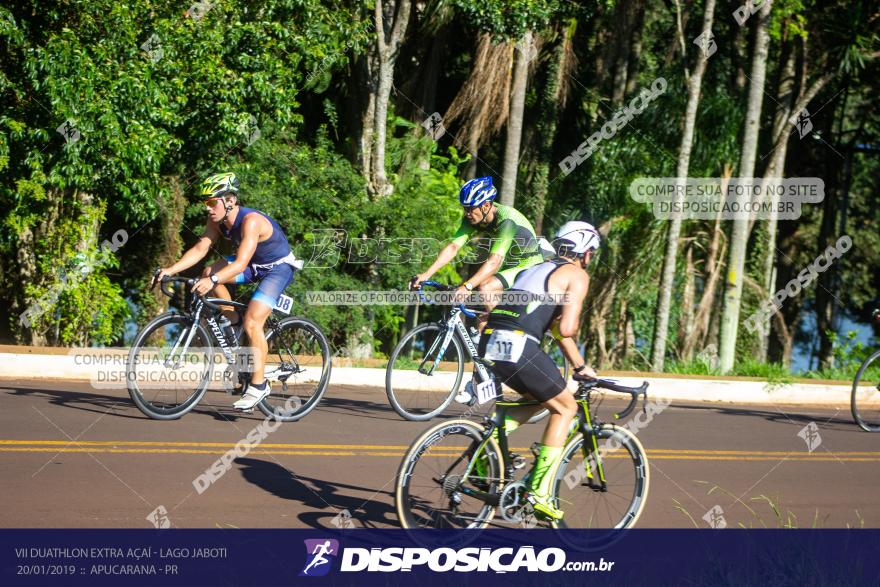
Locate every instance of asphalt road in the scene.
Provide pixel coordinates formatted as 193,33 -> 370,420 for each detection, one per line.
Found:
0,379 -> 877,529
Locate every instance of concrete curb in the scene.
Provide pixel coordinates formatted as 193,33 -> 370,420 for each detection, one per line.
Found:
0,349 -> 856,408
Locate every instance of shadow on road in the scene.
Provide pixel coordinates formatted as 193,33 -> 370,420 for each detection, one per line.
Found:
2,385 -> 136,418
313,394 -> 401,422
235,457 -> 399,529
0,385 -> 271,423
671,402 -> 856,431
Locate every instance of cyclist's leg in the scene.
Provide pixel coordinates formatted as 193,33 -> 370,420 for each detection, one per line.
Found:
504,343 -> 573,519
204,256 -> 248,322
244,263 -> 295,385
476,335 -> 544,429
234,263 -> 294,409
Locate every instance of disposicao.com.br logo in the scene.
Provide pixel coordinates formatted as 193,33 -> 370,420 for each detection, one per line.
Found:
301,540 -> 615,575
300,539 -> 339,577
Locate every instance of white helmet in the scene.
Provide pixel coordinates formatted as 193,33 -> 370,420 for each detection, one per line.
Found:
554,221 -> 601,254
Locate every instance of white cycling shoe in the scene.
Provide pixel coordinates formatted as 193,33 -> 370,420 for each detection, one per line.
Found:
454,381 -> 476,405
233,383 -> 271,411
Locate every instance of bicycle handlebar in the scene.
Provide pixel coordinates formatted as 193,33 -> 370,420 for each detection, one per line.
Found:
415,280 -> 479,317
158,275 -> 226,312
578,378 -> 649,420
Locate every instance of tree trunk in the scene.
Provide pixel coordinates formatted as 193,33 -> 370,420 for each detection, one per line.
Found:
532,20 -> 576,235
357,54 -> 376,180
500,30 -> 532,205
718,0 -> 772,374
650,0 -> 716,371
624,1 -> 647,96
682,167 -> 731,359
370,0 -> 412,197
678,244 -> 696,358
758,46 -> 834,359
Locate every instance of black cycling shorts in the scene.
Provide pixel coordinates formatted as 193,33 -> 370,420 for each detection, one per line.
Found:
477,334 -> 566,403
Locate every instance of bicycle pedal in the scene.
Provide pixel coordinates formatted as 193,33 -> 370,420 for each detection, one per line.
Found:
233,407 -> 255,414
511,454 -> 526,470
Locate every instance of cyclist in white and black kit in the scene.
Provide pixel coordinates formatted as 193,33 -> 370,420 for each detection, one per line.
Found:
477,221 -> 600,521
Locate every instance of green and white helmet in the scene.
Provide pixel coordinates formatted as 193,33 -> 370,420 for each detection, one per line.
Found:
199,172 -> 240,199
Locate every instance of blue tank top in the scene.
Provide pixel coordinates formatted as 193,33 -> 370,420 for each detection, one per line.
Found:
219,207 -> 291,265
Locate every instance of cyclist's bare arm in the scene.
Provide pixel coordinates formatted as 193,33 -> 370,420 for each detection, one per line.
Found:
554,267 -> 595,376
410,241 -> 461,288
464,252 -> 504,289
558,268 -> 588,337
154,222 -> 220,284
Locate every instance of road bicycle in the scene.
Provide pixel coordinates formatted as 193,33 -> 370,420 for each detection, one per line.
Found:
126,275 -> 331,421
851,308 -> 880,432
385,281 -> 568,421
395,372 -> 650,537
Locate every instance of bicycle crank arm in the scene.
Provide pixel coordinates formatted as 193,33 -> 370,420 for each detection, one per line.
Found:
457,486 -> 501,506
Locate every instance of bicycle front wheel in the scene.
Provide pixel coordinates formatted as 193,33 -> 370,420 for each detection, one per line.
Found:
852,349 -> 880,432
396,419 -> 503,529
126,313 -> 213,420
551,425 -> 649,532
386,323 -> 465,421
257,317 -> 332,422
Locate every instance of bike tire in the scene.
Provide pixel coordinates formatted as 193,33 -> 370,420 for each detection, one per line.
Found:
551,424 -> 649,537
386,323 -> 465,421
126,312 -> 213,420
257,317 -> 332,422
851,348 -> 880,432
396,419 -> 503,529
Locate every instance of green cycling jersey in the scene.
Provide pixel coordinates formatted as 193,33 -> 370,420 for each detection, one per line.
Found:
451,204 -> 548,284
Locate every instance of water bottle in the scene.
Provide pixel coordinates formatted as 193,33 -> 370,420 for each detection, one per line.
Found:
218,316 -> 239,346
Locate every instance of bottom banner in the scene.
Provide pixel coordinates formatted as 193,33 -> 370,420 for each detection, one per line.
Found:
3,529 -> 878,585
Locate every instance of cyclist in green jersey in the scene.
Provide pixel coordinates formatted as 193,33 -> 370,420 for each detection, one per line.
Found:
410,177 -> 550,325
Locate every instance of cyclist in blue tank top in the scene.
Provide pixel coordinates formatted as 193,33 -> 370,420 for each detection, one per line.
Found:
154,173 -> 302,410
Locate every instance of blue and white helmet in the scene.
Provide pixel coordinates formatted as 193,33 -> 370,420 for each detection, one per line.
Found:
555,221 -> 601,254
458,177 -> 498,207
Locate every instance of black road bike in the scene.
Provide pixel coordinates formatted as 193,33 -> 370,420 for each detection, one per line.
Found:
126,276 -> 331,421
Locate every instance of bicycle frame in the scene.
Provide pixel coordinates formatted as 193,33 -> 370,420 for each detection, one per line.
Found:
160,278 -> 295,386
421,307 -> 491,383
453,380 -> 646,504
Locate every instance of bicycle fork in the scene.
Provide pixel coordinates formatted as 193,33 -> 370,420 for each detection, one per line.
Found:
577,405 -> 608,491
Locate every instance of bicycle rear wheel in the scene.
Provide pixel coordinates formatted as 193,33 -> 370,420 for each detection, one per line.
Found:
852,349 -> 880,432
551,425 -> 649,535
386,323 -> 464,421
257,317 -> 331,422
126,313 -> 213,420
396,419 -> 503,529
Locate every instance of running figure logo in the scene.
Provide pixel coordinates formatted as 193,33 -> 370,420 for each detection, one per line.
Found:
300,539 -> 339,577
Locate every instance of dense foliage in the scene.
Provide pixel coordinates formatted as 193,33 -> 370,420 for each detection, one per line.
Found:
1,0 -> 877,377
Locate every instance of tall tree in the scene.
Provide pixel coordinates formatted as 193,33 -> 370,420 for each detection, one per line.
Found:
719,0 -> 773,373
500,30 -> 533,204
532,19 -> 576,235
651,0 -> 716,371
369,0 -> 413,197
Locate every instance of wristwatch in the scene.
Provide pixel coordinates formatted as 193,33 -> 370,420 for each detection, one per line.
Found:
462,281 -> 475,291
209,274 -> 219,285
574,364 -> 587,373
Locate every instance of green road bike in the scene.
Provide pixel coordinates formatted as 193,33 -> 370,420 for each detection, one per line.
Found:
395,373 -> 650,534
126,275 -> 331,421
